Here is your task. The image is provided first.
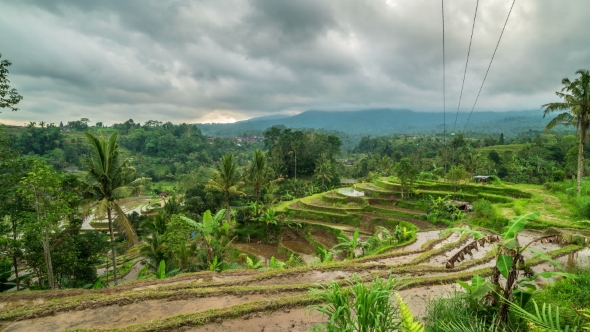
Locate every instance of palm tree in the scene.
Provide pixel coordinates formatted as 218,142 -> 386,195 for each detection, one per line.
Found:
256,208 -> 279,240
543,69 -> 590,195
314,154 -> 333,190
246,149 -> 273,203
84,132 -> 140,284
206,154 -> 244,223
463,152 -> 483,179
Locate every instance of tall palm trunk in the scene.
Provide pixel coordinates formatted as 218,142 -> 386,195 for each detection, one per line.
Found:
225,191 -> 231,224
107,207 -> 118,284
577,123 -> 587,196
11,219 -> 20,290
294,150 -> 297,180
41,232 -> 54,289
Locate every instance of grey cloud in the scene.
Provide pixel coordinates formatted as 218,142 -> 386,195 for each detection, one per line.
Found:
0,0 -> 589,126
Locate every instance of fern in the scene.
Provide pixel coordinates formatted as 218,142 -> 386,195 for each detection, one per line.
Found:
396,293 -> 424,332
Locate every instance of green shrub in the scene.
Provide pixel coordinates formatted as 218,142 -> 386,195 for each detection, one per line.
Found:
310,274 -> 404,331
472,199 -> 496,220
574,196 -> 590,219
424,291 -> 493,331
530,261 -> 590,330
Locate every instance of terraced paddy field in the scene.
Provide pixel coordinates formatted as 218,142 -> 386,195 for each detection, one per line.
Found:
1,178 -> 588,332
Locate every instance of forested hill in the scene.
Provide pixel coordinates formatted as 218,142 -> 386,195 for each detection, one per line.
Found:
199,109 -> 554,137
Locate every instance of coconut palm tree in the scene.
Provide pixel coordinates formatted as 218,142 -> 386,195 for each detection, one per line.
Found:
314,155 -> 334,190
84,132 -> 140,284
246,149 -> 274,203
206,154 -> 244,223
543,69 -> 590,195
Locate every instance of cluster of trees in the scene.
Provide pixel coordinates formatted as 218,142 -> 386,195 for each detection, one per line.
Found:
263,127 -> 341,182
0,141 -> 108,290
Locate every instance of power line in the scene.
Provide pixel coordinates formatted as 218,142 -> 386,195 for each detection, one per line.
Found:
463,0 -> 517,132
442,0 -> 447,174
452,0 -> 480,133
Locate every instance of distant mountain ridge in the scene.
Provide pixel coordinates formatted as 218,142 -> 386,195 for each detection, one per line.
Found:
198,109 -> 552,137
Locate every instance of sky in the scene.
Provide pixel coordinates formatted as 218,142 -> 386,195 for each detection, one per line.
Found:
0,0 -> 589,126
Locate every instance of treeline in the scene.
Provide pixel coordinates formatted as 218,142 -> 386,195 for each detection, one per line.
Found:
346,132 -> 579,185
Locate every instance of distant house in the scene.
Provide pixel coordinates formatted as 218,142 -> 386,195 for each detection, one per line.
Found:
344,160 -> 355,166
159,192 -> 169,198
473,175 -> 492,184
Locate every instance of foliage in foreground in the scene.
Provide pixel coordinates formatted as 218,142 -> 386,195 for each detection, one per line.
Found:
310,274 -> 406,332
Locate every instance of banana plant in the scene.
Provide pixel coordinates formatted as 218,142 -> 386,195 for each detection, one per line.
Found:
317,247 -> 334,263
444,212 -> 580,325
181,209 -> 231,265
246,256 -> 263,270
333,229 -> 368,259
256,207 -> 279,240
268,256 -> 286,269
208,256 -> 225,272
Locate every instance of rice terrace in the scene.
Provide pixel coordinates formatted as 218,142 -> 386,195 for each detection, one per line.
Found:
2,0 -> 590,331
2,176 -> 590,331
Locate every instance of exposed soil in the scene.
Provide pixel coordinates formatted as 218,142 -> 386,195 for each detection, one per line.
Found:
256,270 -> 361,286
234,243 -> 289,262
311,231 -> 339,249
2,292 -> 297,332
186,307 -> 326,332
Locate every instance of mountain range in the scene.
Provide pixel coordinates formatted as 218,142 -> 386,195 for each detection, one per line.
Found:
197,109 -> 555,138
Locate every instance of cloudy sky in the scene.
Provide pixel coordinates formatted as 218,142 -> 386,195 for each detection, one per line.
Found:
0,0 -> 588,126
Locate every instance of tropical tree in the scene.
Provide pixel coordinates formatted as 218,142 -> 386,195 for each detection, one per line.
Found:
256,208 -> 279,240
206,154 -> 244,223
246,149 -> 274,203
84,132 -> 140,284
393,158 -> 419,199
181,209 -> 231,265
443,213 -> 579,325
463,152 -> 484,179
543,69 -> 590,196
314,153 -> 334,190
446,164 -> 469,199
19,160 -> 70,289
333,228 -> 367,259
0,53 -> 23,112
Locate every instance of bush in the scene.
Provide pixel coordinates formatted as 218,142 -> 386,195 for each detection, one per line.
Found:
310,274 -> 404,331
472,199 -> 495,220
470,199 -> 507,233
424,291 -> 493,331
552,170 -> 566,182
530,259 -> 590,330
574,196 -> 590,219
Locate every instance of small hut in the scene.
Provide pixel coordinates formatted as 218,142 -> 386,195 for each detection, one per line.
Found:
159,192 -> 169,198
473,175 -> 492,184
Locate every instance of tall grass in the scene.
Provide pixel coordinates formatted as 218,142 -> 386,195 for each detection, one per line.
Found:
309,274 -> 404,331
530,258 -> 590,329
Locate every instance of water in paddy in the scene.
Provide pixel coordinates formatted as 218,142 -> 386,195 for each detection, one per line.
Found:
338,188 -> 365,197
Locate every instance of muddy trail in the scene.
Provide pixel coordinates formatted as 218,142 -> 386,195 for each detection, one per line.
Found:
1,227 -> 584,332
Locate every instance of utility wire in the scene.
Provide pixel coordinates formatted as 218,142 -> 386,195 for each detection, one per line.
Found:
442,0 -> 448,174
463,0 -> 517,132
452,0 -> 480,133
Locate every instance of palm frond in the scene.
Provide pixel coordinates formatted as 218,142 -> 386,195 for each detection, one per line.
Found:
113,203 -> 138,244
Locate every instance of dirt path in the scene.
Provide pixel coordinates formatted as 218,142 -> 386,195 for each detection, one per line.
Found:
3,293 -> 297,332
184,283 -> 461,332
187,307 -> 326,332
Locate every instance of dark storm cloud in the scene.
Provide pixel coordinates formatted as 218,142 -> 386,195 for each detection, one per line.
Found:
0,0 -> 589,125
